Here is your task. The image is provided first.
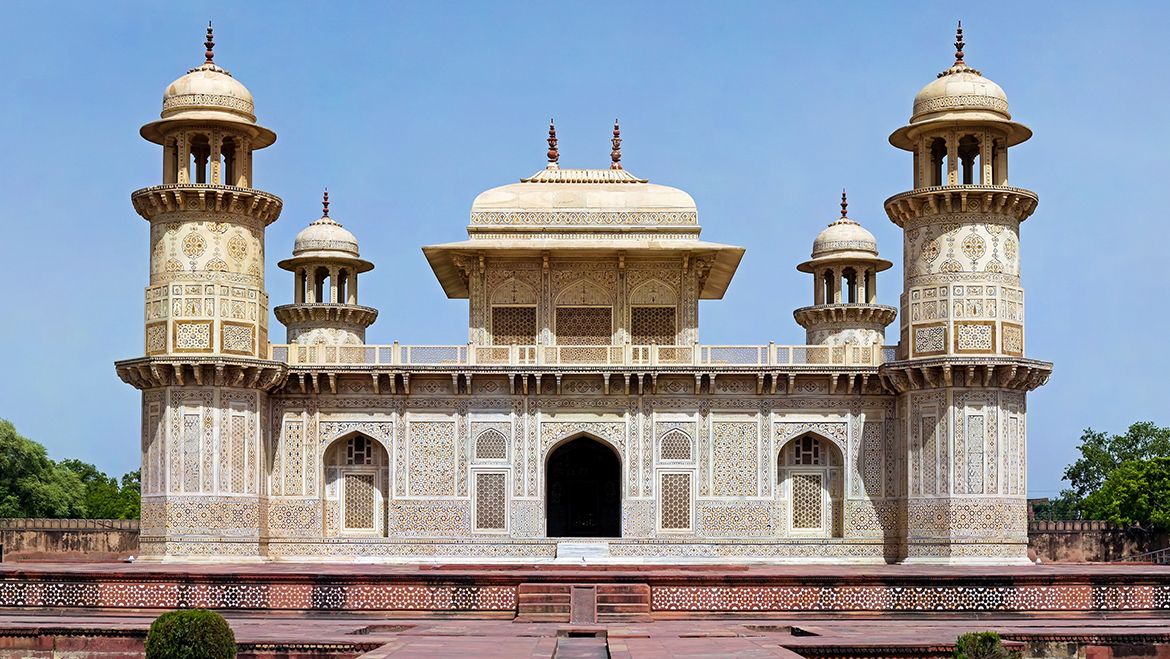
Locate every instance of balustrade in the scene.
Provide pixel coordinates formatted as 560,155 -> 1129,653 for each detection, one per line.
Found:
269,342 -> 896,367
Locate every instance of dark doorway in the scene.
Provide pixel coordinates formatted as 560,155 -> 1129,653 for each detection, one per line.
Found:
546,437 -> 621,538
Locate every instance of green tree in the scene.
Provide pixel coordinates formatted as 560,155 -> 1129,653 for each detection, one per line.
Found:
0,419 -> 86,518
1064,422 -> 1170,499
58,460 -> 140,520
1080,457 -> 1170,529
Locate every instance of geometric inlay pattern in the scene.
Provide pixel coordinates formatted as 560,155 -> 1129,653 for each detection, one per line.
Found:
659,472 -> 691,531
791,473 -> 823,530
474,472 -> 507,531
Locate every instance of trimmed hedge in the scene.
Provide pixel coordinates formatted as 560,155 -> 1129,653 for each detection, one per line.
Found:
953,631 -> 1019,659
145,609 -> 236,659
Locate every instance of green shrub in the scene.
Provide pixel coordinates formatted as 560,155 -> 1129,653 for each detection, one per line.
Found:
145,609 -> 236,659
953,632 -> 1019,659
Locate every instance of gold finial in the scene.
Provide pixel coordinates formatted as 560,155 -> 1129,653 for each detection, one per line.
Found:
610,119 -> 622,170
322,188 -> 329,217
547,120 -> 559,164
204,22 -> 215,64
954,21 -> 965,64
840,189 -> 848,219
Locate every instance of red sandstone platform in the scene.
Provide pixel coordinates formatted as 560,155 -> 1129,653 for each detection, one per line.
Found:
1,563 -> 1169,657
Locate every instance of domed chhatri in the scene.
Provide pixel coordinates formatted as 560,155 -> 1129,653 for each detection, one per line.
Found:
275,191 -> 377,346
794,192 -> 897,347
890,22 -> 1030,151
140,23 -> 276,149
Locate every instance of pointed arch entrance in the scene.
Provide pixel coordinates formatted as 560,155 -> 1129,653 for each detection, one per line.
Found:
546,436 -> 621,538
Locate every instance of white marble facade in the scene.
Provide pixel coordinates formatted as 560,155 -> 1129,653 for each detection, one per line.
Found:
118,28 -> 1051,564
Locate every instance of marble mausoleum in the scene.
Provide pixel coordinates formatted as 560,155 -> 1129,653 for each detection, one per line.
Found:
115,26 -> 1051,565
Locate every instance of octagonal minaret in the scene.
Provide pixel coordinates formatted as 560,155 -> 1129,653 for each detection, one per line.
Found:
115,26 -> 286,561
275,191 -> 377,345
794,192 -> 896,346
879,25 -> 1052,565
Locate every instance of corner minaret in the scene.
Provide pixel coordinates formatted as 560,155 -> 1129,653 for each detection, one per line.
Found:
879,24 -> 1052,564
116,25 -> 286,561
275,190 -> 377,345
794,192 -> 896,346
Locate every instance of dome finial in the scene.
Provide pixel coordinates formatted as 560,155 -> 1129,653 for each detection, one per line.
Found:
610,119 -> 623,170
840,189 -> 848,219
204,22 -> 215,65
954,21 -> 965,65
547,120 -> 559,166
322,188 -> 329,217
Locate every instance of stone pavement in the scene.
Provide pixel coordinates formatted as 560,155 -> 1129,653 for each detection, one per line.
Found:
1,611 -> 1168,658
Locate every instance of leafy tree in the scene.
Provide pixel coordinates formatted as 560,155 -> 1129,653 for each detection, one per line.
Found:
0,419 -> 86,518
59,460 -> 140,520
1064,422 -> 1170,499
1080,457 -> 1170,529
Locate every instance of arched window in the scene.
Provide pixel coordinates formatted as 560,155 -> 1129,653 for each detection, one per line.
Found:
474,429 -> 508,461
958,134 -> 981,184
660,429 -> 692,461
779,435 -> 843,537
313,266 -> 330,303
189,134 -> 211,184
843,268 -> 858,304
221,136 -> 237,186
323,434 -> 388,538
929,137 -> 947,186
822,269 -> 836,304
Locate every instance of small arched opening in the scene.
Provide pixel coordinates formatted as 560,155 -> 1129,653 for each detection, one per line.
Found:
313,266 -> 330,303
323,434 -> 389,537
778,434 -> 843,537
546,436 -> 621,538
842,267 -> 858,304
929,137 -> 947,186
958,134 -> 982,185
822,269 -> 836,304
221,136 -> 238,186
189,134 -> 211,184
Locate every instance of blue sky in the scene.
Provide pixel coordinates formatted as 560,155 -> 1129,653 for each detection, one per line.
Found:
0,2 -> 1161,498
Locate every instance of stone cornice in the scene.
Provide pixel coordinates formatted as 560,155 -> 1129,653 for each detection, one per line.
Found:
883,185 -> 1038,227
130,184 -> 283,225
114,356 -> 287,391
273,304 -> 379,329
878,357 -> 1052,393
793,304 -> 898,331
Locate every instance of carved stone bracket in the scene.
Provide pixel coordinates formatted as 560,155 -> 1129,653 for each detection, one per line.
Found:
115,356 -> 287,391
878,357 -> 1052,393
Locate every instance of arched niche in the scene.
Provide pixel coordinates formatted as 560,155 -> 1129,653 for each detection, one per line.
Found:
490,278 -> 538,305
545,434 -> 622,538
629,279 -> 677,306
776,432 -> 844,538
322,432 -> 390,538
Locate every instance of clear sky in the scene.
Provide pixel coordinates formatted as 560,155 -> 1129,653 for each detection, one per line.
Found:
0,1 -> 1162,498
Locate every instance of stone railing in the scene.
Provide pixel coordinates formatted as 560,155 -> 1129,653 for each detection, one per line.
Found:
269,343 -> 898,368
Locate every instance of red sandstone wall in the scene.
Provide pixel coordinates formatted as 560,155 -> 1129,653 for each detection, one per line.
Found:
0,519 -> 139,562
1027,520 -> 1168,563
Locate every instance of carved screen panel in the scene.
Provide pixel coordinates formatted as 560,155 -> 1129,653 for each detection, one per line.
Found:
791,473 -> 824,531
556,307 -> 612,345
631,306 -> 676,345
660,429 -> 692,461
475,472 -> 507,531
492,306 -> 536,345
475,429 -> 508,461
660,472 -> 692,531
343,473 -> 376,531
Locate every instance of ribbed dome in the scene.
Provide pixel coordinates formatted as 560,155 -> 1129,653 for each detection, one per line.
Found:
911,63 -> 1010,124
139,27 -> 276,148
812,218 -> 878,258
161,62 -> 256,124
293,216 -> 361,258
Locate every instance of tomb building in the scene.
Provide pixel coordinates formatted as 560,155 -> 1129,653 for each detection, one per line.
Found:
116,25 -> 1050,564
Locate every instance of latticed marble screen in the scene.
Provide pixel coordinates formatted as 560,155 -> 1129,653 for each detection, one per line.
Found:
492,306 -> 536,345
555,307 -> 612,345
631,306 -> 676,345
793,436 -> 823,465
660,472 -> 692,531
791,473 -> 823,530
474,430 -> 507,461
343,473 -> 376,531
475,472 -> 507,531
660,429 -> 692,461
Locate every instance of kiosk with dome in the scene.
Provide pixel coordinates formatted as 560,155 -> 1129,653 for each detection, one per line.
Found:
115,25 -> 1051,566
